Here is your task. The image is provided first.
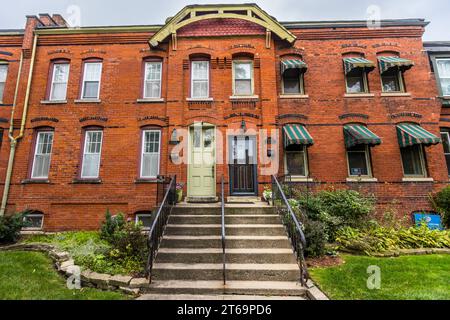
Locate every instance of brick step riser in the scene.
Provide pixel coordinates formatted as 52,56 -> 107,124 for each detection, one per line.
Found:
160,239 -> 292,249
165,227 -> 286,236
168,216 -> 280,224
156,253 -> 298,264
152,269 -> 300,282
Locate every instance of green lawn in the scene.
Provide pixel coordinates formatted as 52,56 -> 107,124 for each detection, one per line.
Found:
0,251 -> 127,300
309,254 -> 450,300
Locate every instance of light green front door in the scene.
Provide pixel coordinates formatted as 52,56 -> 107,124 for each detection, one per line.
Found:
188,125 -> 216,198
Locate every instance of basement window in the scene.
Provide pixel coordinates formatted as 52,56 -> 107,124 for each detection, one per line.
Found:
23,212 -> 44,230
135,212 -> 153,230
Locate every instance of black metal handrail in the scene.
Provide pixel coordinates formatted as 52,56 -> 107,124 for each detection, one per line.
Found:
221,175 -> 226,285
271,175 -> 309,286
146,175 -> 176,283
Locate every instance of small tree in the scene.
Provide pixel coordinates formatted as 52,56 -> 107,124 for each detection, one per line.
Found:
431,187 -> 450,228
0,212 -> 29,244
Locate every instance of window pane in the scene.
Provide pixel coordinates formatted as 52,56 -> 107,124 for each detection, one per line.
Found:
136,214 -> 153,229
192,61 -> 208,80
382,69 -> 401,92
145,62 -> 162,81
84,63 -> 102,81
283,69 -> 301,94
53,64 -> 69,83
234,63 -> 251,79
440,78 -> 450,96
401,145 -> 425,176
142,131 -> 160,178
441,133 -> 450,153
144,81 -> 161,98
348,151 -> 369,176
0,65 -> 7,82
235,80 -> 252,95
437,59 -> 450,78
51,83 -> 68,100
83,81 -> 99,98
0,83 -> 4,101
192,81 -> 208,98
32,132 -> 53,179
82,154 -> 100,177
82,131 -> 102,178
346,68 -> 365,93
23,215 -> 44,229
142,154 -> 159,177
286,151 -> 306,176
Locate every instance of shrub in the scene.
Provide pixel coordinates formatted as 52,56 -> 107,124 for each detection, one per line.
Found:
100,210 -> 125,243
304,220 -> 327,258
336,223 -> 450,255
0,212 -> 28,244
431,187 -> 450,228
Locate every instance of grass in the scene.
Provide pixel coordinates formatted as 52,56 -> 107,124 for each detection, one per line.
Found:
309,254 -> 450,300
0,251 -> 128,300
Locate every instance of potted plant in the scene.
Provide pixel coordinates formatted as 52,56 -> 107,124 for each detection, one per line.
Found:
176,183 -> 185,203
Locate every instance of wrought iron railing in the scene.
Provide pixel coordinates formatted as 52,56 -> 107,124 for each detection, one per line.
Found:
220,175 -> 227,285
271,175 -> 309,286
146,175 -> 177,283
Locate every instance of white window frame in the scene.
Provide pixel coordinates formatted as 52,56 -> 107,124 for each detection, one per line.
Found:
436,58 -> 450,97
49,62 -> 70,101
0,63 -> 8,103
191,60 -> 210,98
232,60 -> 254,96
31,131 -> 54,179
81,130 -> 103,179
400,145 -> 427,178
81,62 -> 102,99
346,145 -> 373,178
284,145 -> 309,178
143,61 -> 162,99
135,213 -> 153,231
140,130 -> 161,179
22,213 -> 44,230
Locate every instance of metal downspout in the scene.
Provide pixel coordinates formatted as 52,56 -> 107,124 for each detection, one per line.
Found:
0,34 -> 38,216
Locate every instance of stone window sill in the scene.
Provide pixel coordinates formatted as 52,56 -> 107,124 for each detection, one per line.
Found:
40,100 -> 67,105
74,99 -> 102,104
21,179 -> 51,185
344,93 -> 375,98
72,178 -> 102,184
134,178 -> 159,184
381,92 -> 411,97
230,95 -> 259,100
346,177 -> 378,183
402,177 -> 434,183
136,98 -> 165,103
186,97 -> 214,102
279,94 -> 309,99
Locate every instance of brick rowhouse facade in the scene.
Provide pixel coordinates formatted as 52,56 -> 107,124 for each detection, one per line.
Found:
0,4 -> 447,231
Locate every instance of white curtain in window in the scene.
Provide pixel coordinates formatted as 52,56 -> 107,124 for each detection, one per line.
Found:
32,132 -> 54,179
437,59 -> 450,95
50,64 -> 69,100
0,64 -> 8,101
234,62 -> 252,95
83,62 -> 102,98
144,62 -> 162,98
82,131 -> 103,178
141,131 -> 160,178
191,61 -> 209,98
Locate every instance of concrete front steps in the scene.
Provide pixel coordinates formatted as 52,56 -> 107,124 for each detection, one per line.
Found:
147,201 -> 307,298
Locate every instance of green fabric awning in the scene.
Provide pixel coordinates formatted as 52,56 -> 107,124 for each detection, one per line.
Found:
283,124 -> 314,147
396,123 -> 441,148
344,124 -> 382,148
281,59 -> 307,74
378,56 -> 414,74
343,57 -> 376,75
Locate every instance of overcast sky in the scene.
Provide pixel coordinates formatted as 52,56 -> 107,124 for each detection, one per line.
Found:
0,0 -> 447,40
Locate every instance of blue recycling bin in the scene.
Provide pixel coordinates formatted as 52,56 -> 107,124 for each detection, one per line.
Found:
413,213 -> 444,230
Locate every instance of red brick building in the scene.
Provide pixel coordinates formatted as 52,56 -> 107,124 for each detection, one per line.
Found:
0,4 -> 447,231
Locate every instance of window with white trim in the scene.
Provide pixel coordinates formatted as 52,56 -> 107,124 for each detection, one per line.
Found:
23,212 -> 44,230
400,145 -> 427,177
144,61 -> 162,99
81,130 -> 103,179
441,130 -> 450,176
347,145 -> 372,177
284,144 -> 308,177
81,62 -> 102,99
191,61 -> 209,98
135,212 -> 153,230
31,131 -> 54,179
0,64 -> 8,102
50,63 -> 70,101
233,61 -> 253,96
436,59 -> 450,96
141,130 -> 161,178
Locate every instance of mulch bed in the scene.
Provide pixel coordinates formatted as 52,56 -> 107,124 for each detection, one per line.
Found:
306,255 -> 344,268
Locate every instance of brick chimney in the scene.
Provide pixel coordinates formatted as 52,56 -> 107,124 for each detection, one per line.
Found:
38,13 -> 57,27
51,14 -> 69,27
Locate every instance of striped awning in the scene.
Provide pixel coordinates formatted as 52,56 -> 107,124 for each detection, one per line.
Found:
379,56 -> 414,74
281,59 -> 307,74
343,57 -> 376,75
283,124 -> 314,147
396,123 -> 441,148
344,124 -> 382,148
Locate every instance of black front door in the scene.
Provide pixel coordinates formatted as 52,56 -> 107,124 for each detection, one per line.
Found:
229,135 -> 257,195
